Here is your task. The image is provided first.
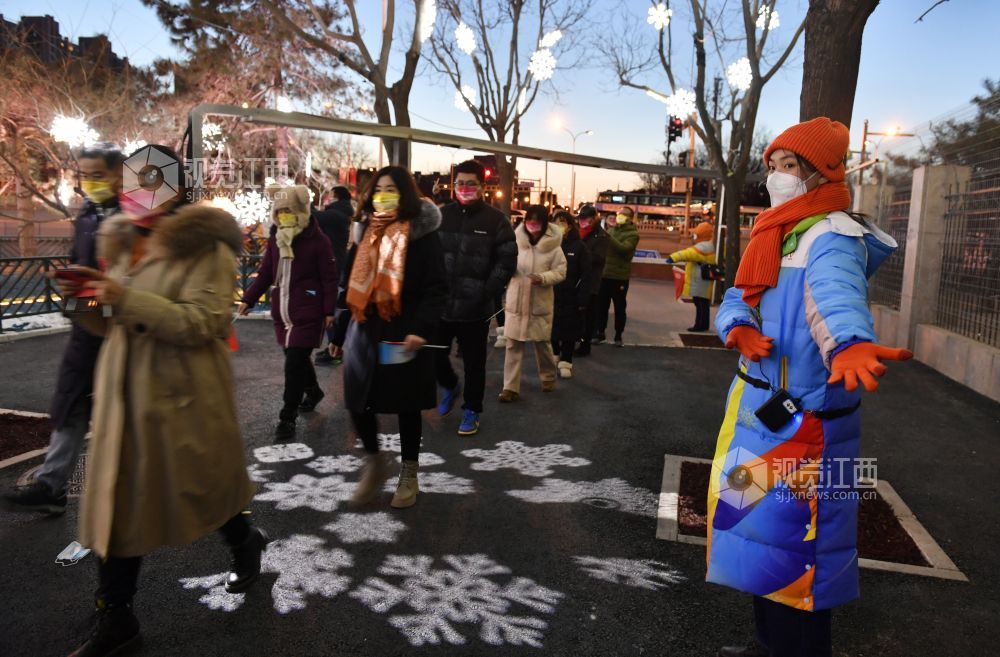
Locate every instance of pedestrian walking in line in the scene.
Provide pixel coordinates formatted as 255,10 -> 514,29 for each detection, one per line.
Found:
707,119 -> 913,657
56,145 -> 266,657
665,221 -> 717,332
499,205 -> 567,402
596,206 -> 639,347
314,185 -> 354,366
240,185 -> 337,440
574,204 -> 608,357
550,210 -> 591,379
332,166 -> 447,509
433,160 -> 516,435
4,143 -> 123,515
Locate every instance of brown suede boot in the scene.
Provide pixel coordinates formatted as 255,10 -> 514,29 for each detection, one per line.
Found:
391,460 -> 419,509
541,379 -> 556,392
352,453 -> 393,506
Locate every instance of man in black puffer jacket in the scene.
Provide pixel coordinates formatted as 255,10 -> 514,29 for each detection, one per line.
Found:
435,160 -> 517,436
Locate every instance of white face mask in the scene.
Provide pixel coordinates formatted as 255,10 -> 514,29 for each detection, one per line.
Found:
766,171 -> 817,207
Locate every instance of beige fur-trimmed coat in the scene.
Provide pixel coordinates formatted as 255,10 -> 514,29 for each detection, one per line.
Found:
503,223 -> 567,342
74,204 -> 255,558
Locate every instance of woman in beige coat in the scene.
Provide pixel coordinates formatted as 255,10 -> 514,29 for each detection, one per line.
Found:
499,205 -> 567,401
56,146 -> 264,657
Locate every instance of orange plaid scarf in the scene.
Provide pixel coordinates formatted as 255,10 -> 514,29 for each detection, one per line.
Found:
346,214 -> 410,322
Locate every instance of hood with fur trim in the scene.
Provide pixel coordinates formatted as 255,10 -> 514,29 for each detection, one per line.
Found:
350,199 -> 442,245
515,221 -> 562,253
98,203 -> 243,266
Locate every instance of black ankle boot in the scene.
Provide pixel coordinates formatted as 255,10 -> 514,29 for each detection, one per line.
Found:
226,527 -> 270,593
298,386 -> 325,412
68,600 -> 140,657
718,639 -> 769,657
275,407 -> 297,441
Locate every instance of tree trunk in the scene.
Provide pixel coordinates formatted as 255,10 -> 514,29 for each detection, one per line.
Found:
387,88 -> 411,170
12,131 -> 37,257
495,153 -> 513,216
799,0 -> 880,127
721,174 -> 744,291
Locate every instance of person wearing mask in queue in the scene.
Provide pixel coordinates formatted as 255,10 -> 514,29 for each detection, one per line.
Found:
665,221 -> 717,332
434,160 -> 516,436
574,204 -> 608,357
314,185 -> 354,365
4,143 -> 124,515
499,205 -> 566,401
550,210 -> 591,379
708,119 -> 913,657
240,185 -> 338,441
332,166 -> 447,509
56,145 -> 266,657
596,206 -> 639,347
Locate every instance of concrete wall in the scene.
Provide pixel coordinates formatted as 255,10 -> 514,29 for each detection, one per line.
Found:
871,304 -> 901,347
914,324 -> 1000,402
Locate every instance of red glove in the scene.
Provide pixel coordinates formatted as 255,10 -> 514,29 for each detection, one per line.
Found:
828,342 -> 913,392
725,325 -> 773,362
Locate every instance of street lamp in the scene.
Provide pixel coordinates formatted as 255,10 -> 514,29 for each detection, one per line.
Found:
859,119 -> 914,184
564,127 -> 593,210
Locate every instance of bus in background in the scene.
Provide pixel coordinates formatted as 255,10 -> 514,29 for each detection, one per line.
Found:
594,190 -> 765,231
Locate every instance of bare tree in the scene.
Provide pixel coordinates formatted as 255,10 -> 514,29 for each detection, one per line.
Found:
427,0 -> 591,213
604,0 -> 804,285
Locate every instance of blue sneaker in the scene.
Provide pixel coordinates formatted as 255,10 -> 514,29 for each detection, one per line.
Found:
458,409 -> 480,436
437,384 -> 461,417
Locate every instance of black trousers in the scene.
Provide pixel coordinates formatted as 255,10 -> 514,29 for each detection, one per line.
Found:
597,278 -> 630,338
351,410 -> 422,462
578,293 -> 599,347
692,296 -> 710,330
283,346 -> 318,415
434,319 -> 489,413
97,513 -> 252,606
552,338 -> 575,363
753,596 -> 832,657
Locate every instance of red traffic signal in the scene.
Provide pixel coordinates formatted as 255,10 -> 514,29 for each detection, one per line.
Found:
485,168 -> 493,179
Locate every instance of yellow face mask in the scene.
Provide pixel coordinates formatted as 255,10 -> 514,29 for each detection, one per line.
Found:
615,213 -> 631,225
372,192 -> 400,213
276,211 -> 299,228
80,180 -> 116,204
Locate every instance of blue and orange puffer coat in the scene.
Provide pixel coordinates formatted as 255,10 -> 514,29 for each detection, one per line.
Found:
707,211 -> 896,611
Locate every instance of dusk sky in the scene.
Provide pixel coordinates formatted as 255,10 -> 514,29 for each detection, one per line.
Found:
6,0 -> 999,202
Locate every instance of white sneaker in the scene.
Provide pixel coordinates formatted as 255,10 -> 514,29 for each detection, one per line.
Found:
558,361 -> 573,379
494,328 -> 506,348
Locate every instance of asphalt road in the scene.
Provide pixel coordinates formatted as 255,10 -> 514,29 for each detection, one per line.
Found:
0,321 -> 998,657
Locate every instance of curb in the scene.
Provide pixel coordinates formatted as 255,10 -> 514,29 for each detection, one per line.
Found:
0,409 -> 50,471
0,326 -> 71,343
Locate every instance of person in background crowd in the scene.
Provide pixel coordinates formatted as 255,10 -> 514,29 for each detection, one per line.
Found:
708,119 -> 913,657
314,186 -> 354,365
332,166 -> 447,508
434,160 -> 516,436
596,206 -> 639,347
666,221 -> 717,332
240,185 -> 338,441
499,205 -> 566,402
56,145 -> 265,657
574,204 -> 608,357
4,143 -> 123,515
550,210 -> 591,379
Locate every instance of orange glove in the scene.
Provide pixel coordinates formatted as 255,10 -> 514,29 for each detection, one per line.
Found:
725,325 -> 773,362
828,342 -> 913,392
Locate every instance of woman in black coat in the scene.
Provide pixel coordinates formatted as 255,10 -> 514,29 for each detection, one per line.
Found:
551,211 -> 591,379
333,166 -> 447,509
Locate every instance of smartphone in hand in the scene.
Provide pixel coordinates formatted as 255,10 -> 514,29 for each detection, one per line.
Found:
53,267 -> 97,284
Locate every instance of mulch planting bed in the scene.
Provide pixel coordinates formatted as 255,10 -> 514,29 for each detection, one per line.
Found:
0,412 -> 50,462
679,333 -> 726,349
678,459 -> 929,567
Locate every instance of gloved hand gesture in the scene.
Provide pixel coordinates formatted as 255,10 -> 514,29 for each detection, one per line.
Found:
725,325 -> 773,362
828,342 -> 913,392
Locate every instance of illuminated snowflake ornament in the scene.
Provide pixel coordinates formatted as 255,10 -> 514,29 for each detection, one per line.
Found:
276,95 -> 294,113
122,138 -> 148,156
539,29 -> 562,49
58,180 -> 74,207
647,3 -> 673,31
233,189 -> 271,227
201,121 -> 225,151
756,5 -> 780,30
528,49 -> 557,81
49,115 -> 100,148
454,84 -> 477,112
418,0 -> 437,43
455,22 -> 476,55
726,57 -> 753,92
666,88 -> 697,117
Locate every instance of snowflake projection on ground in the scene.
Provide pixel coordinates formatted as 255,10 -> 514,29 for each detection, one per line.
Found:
255,474 -> 355,512
647,3 -> 673,31
539,29 -> 562,49
756,5 -> 780,30
382,471 -> 475,495
666,88 -> 697,117
323,512 -> 407,544
506,478 -> 658,517
180,534 -> 354,614
306,454 -> 365,474
234,189 -> 272,227
352,434 -> 443,466
247,463 -> 275,483
726,57 -> 753,92
201,121 -> 225,151
461,441 -> 590,477
572,557 -> 685,590
528,49 -> 557,81
455,22 -> 476,55
253,443 -> 314,463
351,554 -> 563,647
454,85 -> 477,112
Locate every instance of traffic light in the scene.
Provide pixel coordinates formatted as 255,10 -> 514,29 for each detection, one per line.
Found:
484,168 -> 493,181
668,115 -> 684,143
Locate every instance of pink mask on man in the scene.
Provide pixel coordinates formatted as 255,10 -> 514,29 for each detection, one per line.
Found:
455,188 -> 479,204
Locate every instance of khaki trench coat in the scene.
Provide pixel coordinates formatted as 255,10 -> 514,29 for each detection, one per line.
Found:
74,205 -> 255,558
503,224 -> 567,342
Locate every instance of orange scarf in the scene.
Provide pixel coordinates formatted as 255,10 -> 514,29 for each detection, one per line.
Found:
346,214 -> 411,322
734,182 -> 851,307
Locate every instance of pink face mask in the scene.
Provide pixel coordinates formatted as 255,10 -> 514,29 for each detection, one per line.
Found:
525,221 -> 543,234
455,188 -> 480,204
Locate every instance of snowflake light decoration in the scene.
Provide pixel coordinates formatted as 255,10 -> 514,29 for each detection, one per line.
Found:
507,477 -> 659,517
49,115 -> 100,148
455,22 -> 476,55
528,49 -> 557,81
454,85 -> 477,112
418,0 -> 437,43
306,454 -> 366,474
276,95 -> 294,113
572,557 -> 685,590
726,57 -> 753,92
461,441 -> 590,477
666,88 -> 697,117
324,512 -> 407,544
756,5 -> 780,30
57,180 -> 74,207
233,189 -> 272,227
122,138 -> 148,156
382,471 -> 475,495
539,29 -> 562,49
255,473 -> 356,513
201,121 -> 225,151
647,3 -> 673,31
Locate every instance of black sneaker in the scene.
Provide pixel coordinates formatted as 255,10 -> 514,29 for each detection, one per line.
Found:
299,387 -> 325,412
68,601 -> 141,657
614,336 -> 624,347
592,334 -> 606,345
574,342 -> 591,357
275,420 -> 296,442
314,350 -> 335,365
226,527 -> 270,593
3,482 -> 66,515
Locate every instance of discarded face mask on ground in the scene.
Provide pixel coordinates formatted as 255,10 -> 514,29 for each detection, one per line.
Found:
55,541 -> 91,566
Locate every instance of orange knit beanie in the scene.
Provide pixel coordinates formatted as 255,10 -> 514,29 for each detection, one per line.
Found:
692,222 -> 714,241
763,117 -> 851,182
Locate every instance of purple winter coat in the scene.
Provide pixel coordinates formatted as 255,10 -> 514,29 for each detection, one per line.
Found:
242,218 -> 338,349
